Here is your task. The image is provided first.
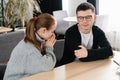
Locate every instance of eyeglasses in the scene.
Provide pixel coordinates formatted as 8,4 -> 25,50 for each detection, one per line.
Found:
77,15 -> 92,22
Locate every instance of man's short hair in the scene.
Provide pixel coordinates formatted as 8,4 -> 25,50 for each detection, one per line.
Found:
76,2 -> 95,14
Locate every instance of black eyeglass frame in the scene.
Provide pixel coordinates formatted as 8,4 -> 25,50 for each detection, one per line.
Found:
77,15 -> 92,22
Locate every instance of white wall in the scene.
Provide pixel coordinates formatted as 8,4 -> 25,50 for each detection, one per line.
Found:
62,0 -> 87,16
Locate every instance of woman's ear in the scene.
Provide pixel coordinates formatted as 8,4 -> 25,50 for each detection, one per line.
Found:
41,28 -> 47,34
37,27 -> 47,38
37,27 -> 46,34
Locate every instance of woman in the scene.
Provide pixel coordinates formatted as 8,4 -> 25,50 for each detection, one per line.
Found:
4,13 -> 57,80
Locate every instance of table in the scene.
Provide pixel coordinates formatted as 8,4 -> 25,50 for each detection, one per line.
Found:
63,16 -> 77,26
0,26 -> 12,33
63,16 -> 77,22
21,51 -> 120,80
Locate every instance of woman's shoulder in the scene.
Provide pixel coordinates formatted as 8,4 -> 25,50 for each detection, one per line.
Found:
12,40 -> 40,56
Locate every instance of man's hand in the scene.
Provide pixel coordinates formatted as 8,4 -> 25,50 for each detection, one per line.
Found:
74,45 -> 88,58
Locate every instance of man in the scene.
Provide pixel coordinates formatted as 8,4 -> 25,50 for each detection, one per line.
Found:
59,2 -> 113,65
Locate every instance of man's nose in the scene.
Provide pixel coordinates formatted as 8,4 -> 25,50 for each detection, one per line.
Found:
82,18 -> 87,22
